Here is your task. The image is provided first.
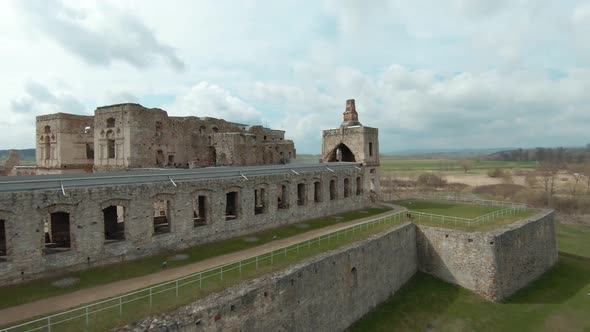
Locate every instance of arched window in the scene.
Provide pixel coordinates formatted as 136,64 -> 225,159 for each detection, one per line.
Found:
106,118 -> 115,128
44,125 -> 51,134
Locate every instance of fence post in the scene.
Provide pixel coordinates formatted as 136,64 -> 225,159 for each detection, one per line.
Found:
256,255 -> 259,270
284,247 -> 287,257
221,266 -> 224,280
48,317 -> 51,332
149,288 -> 152,310
199,273 -> 202,289
119,297 -> 123,315
239,260 -> 242,274
85,306 -> 89,326
176,280 -> 179,298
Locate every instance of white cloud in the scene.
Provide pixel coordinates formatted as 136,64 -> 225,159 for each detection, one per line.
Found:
165,82 -> 264,125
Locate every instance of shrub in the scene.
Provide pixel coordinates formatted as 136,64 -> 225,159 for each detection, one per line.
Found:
525,174 -> 538,187
417,173 -> 446,188
487,168 -> 505,178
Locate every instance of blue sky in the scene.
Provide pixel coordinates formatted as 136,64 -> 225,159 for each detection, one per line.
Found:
1,0 -> 589,153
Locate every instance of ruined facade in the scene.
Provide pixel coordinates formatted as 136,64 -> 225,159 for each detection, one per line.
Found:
322,99 -> 380,193
0,164 -> 371,285
35,103 -> 296,173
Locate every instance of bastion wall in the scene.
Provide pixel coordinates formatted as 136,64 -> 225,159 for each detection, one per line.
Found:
415,209 -> 557,301
114,223 -> 418,332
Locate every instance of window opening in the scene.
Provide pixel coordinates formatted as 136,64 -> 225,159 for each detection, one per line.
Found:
103,206 -> 125,242
314,181 -> 322,203
225,191 -> 238,220
153,200 -> 171,235
44,212 -> 71,254
193,195 -> 208,227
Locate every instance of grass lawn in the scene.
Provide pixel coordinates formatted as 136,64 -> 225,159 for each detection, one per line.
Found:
351,220 -> 590,331
558,223 -> 590,258
395,200 -> 504,218
351,254 -> 590,332
0,207 -> 390,310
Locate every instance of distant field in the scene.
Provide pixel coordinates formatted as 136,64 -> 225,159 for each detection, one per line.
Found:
380,158 -> 536,171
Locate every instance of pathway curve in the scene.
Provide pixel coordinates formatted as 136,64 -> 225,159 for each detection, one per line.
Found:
0,208 -> 401,326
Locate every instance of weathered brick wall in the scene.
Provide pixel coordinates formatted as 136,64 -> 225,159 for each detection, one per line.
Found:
415,210 -> 558,301
0,167 -> 371,285
114,223 -> 418,332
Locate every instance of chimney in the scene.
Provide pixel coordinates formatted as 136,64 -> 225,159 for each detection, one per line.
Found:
341,99 -> 362,127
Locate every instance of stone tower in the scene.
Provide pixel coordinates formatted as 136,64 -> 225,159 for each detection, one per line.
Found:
322,99 -> 380,194
322,99 -> 379,167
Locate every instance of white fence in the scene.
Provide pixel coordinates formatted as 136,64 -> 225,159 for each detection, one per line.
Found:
407,193 -> 528,209
3,210 -> 407,332
406,207 -> 526,227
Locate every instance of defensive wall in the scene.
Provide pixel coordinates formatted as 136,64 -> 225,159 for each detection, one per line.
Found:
115,222 -> 418,332
114,209 -> 557,331
0,163 -> 374,285
416,209 -> 557,301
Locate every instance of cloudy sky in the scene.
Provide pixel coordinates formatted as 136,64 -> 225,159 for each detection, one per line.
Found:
1,0 -> 589,153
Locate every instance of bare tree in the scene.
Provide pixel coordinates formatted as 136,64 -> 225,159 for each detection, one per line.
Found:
459,159 -> 473,173
537,161 -> 561,206
567,164 -> 585,195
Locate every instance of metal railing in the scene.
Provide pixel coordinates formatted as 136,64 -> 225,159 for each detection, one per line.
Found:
405,206 -> 527,227
2,210 -> 406,332
407,193 -> 528,209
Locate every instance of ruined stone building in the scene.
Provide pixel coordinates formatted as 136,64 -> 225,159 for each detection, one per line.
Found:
35,103 -> 296,174
322,99 -> 380,192
0,99 -> 378,284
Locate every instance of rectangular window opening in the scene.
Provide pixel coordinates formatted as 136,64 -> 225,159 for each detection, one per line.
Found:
104,206 -> 125,242
278,184 -> 289,209
107,139 -> 116,159
297,183 -> 306,206
0,219 -> 6,262
314,181 -> 322,203
255,188 -> 266,215
225,192 -> 239,220
369,142 -> 373,157
86,143 -> 94,159
344,178 -> 351,198
194,195 -> 208,227
330,180 -> 336,200
153,200 -> 171,235
44,212 -> 71,254
356,177 -> 363,195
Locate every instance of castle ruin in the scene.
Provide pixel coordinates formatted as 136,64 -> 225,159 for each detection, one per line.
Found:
35,103 -> 296,174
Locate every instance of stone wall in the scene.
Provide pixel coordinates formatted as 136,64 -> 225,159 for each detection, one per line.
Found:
415,209 -> 557,301
115,223 -> 418,332
0,166 -> 371,285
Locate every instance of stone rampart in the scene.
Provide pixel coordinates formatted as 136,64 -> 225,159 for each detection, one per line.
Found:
415,209 -> 557,301
114,222 -> 418,332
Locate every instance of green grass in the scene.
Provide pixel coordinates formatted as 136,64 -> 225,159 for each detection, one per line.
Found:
352,220 -> 590,331
558,223 -> 590,258
379,159 -> 537,171
351,254 -> 590,332
394,199 -> 536,231
395,200 -> 504,218
4,211 -> 405,332
0,207 -> 390,310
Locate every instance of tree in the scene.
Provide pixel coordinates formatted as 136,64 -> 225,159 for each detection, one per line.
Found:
537,161 -> 561,206
566,163 -> 585,195
459,160 -> 473,173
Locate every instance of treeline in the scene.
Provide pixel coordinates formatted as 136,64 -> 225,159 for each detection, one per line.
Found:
489,145 -> 590,163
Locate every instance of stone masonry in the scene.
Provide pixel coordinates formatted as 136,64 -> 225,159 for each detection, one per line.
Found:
0,165 -> 372,285
35,103 -> 296,174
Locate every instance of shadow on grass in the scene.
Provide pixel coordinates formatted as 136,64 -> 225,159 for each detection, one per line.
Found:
349,272 -> 463,332
507,253 -> 590,304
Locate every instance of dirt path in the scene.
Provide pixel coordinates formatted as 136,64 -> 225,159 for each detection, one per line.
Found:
0,209 -> 399,326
